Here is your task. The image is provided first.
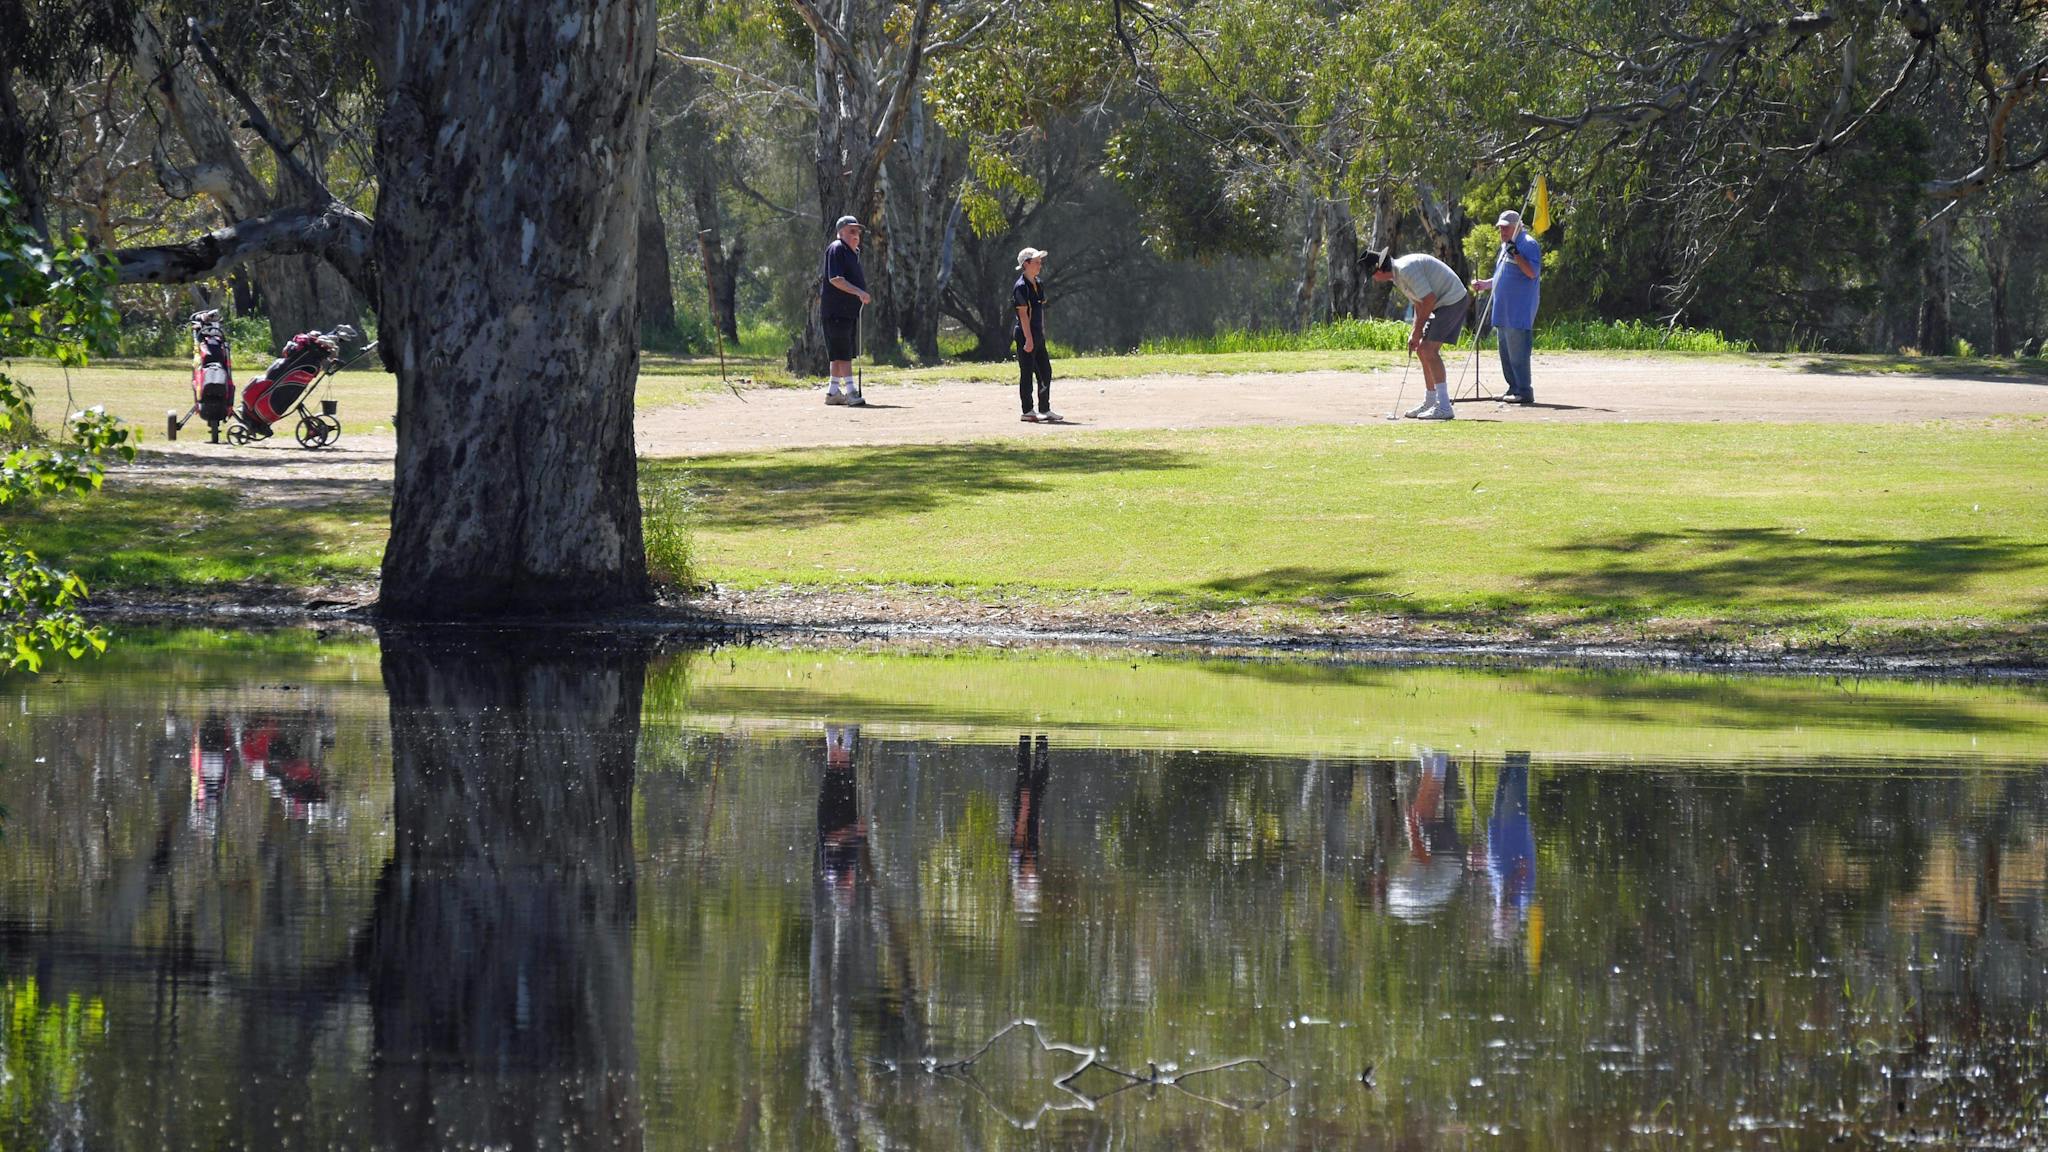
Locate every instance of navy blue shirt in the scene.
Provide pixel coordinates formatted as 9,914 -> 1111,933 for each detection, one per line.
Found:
1011,275 -> 1046,344
820,239 -> 866,320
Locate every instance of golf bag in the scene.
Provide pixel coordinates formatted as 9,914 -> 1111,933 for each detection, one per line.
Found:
191,311 -> 235,429
241,330 -> 338,433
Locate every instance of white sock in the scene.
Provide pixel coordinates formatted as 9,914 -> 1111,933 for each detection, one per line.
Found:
826,377 -> 842,394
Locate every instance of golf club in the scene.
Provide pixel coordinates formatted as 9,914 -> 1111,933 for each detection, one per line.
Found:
1459,243 -> 1507,404
1386,350 -> 1414,420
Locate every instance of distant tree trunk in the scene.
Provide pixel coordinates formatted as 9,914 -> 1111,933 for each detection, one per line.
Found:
1978,214 -> 2012,356
370,631 -> 644,1149
1323,198 -> 1361,320
860,224 -> 900,363
688,161 -> 740,342
1362,186 -> 1399,318
130,13 -> 362,351
0,64 -> 49,239
784,0 -> 940,376
638,159 -> 677,339
370,0 -> 654,617
1292,178 -> 1322,330
1918,215 -> 1952,354
885,102 -> 964,365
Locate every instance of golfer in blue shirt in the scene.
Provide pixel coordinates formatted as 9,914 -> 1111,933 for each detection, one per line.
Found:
1471,210 -> 1542,404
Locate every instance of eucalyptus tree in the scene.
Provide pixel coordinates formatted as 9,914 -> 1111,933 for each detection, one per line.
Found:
112,0 -> 659,617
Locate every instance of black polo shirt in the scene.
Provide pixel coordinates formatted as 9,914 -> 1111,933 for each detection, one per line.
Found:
1011,275 -> 1046,343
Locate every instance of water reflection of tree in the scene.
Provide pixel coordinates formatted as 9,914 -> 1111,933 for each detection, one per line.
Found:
365,632 -> 645,1150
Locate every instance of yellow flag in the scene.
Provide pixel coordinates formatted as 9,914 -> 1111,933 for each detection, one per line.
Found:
1531,175 -> 1553,237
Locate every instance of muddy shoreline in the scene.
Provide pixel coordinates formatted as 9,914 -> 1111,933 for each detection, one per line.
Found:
84,582 -> 2048,679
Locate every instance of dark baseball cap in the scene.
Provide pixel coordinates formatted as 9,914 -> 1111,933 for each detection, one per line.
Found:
1359,247 -> 1391,273
834,215 -> 862,231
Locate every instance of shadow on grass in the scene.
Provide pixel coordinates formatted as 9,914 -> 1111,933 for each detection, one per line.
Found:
1796,355 -> 2048,382
1529,527 -> 2047,609
1190,566 -> 1399,607
1,484 -> 386,588
672,443 -> 1193,530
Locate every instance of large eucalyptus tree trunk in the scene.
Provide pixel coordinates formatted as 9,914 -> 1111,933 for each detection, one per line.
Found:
369,0 -> 655,617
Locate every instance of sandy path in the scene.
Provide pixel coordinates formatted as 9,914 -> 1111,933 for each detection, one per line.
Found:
641,354 -> 2048,454
116,354 -> 2048,495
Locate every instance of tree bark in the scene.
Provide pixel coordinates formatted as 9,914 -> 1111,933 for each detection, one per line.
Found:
883,102 -> 962,365
368,0 -> 655,617
1292,178 -> 1321,330
638,159 -> 677,338
687,155 -> 741,342
1978,214 -> 2012,356
1918,214 -> 1952,354
0,63 -> 49,240
369,630 -> 645,1149
1323,198 -> 1361,321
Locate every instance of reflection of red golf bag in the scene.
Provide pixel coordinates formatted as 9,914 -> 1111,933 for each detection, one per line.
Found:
241,332 -> 332,431
241,718 -> 328,813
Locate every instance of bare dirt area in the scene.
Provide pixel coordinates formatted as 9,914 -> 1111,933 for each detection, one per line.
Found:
113,354 -> 2048,494
639,353 -> 2048,455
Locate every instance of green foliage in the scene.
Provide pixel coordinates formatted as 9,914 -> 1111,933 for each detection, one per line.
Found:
1137,317 -> 1750,355
0,177 -> 136,671
640,464 -> 697,590
0,979 -> 106,1127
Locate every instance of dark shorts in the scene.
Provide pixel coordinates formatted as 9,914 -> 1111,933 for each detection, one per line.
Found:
1421,295 -> 1470,344
824,315 -> 859,361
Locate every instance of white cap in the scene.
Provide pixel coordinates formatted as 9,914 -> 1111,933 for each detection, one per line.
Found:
1496,210 -> 1522,227
1016,247 -> 1048,269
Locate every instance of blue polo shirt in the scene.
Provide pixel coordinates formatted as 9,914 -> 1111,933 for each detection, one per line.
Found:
1491,233 -> 1542,330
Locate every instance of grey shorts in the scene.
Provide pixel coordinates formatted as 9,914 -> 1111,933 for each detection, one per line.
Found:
1421,295 -> 1470,344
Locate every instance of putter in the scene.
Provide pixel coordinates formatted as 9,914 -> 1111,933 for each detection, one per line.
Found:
1386,351 -> 1415,420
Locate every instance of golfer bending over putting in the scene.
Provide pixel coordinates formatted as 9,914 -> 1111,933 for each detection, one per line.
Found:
1364,248 -> 1469,420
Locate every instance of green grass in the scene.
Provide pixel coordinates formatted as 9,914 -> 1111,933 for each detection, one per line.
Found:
665,421 -> 2048,639
0,484 -> 386,590
666,647 -> 2048,762
1137,317 -> 1751,356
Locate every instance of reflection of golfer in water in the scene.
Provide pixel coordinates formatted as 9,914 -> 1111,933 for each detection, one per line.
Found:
818,723 -> 866,899
1011,736 -> 1050,916
1388,750 -> 1467,920
1483,752 -> 1538,947
810,721 -> 924,1146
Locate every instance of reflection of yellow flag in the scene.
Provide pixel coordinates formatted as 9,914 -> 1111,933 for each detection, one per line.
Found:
1531,175 -> 1552,237
1527,904 -> 1544,973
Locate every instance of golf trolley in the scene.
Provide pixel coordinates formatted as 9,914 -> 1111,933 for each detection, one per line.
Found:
169,314 -> 374,450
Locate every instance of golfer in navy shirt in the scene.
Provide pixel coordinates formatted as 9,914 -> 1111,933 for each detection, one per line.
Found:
1471,210 -> 1542,404
820,215 -> 871,407
1013,247 -> 1058,422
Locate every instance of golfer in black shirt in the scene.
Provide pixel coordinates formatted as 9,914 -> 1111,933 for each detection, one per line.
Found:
820,215 -> 870,407
1013,247 -> 1058,423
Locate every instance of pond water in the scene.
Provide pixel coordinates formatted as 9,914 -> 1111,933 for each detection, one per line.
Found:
0,631 -> 2045,1149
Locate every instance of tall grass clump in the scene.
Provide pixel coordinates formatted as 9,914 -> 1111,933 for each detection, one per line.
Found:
1139,316 -> 1749,356
640,466 -> 697,591
1534,318 -> 1750,352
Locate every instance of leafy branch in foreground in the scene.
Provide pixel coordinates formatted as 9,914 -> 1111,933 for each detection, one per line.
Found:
0,176 -> 135,671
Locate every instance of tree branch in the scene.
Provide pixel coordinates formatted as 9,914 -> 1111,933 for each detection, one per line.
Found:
663,49 -> 818,113
114,201 -> 376,301
184,17 -> 330,200
786,0 -> 867,88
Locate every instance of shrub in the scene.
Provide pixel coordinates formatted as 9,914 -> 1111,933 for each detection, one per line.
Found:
639,465 -> 696,591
